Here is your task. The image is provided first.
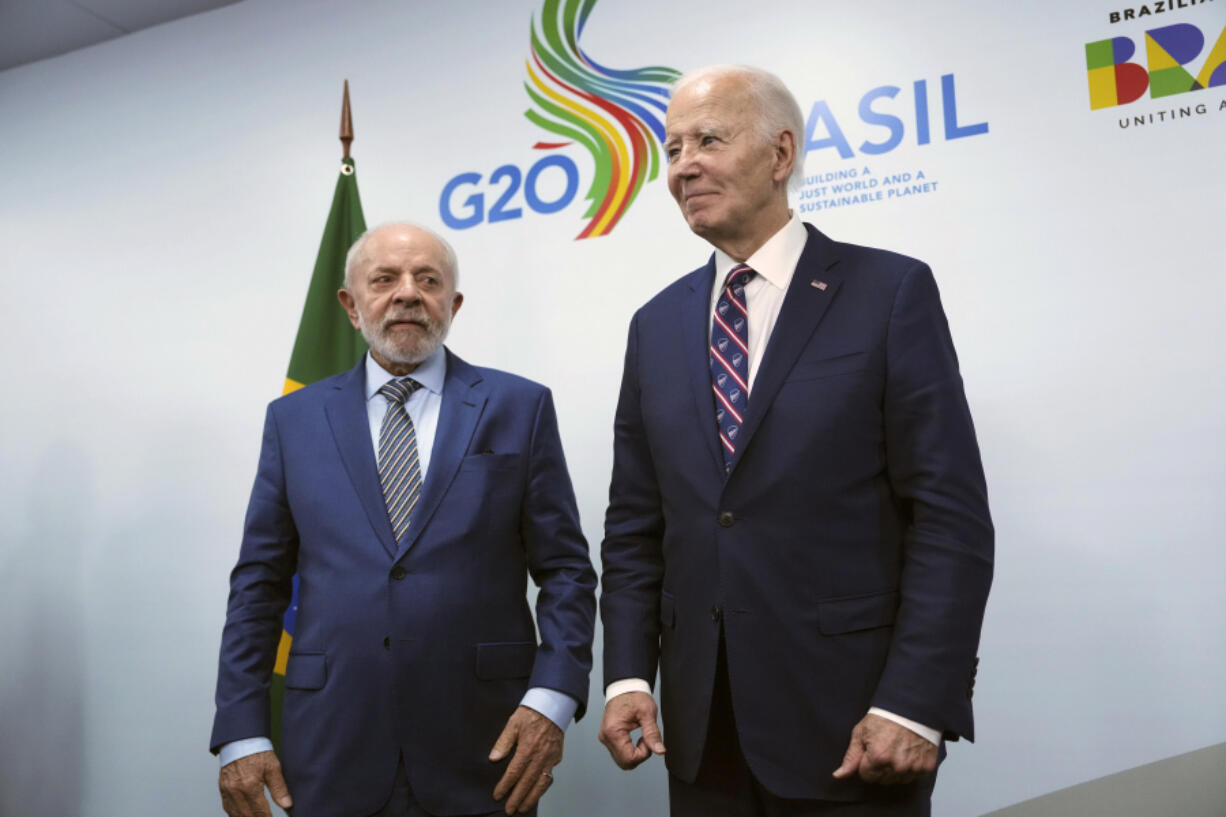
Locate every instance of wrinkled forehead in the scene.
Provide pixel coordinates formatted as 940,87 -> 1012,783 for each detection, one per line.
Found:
366,228 -> 451,273
666,78 -> 754,138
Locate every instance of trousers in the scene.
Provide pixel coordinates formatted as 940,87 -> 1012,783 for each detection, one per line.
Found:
667,635 -> 934,817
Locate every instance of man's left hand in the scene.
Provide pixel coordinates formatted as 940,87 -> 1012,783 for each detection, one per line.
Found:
490,705 -> 563,814
832,713 -> 937,784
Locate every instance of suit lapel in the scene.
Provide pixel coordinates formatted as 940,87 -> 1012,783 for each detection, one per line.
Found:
393,349 -> 486,562
731,225 -> 842,472
325,360 -> 399,558
682,259 -> 726,477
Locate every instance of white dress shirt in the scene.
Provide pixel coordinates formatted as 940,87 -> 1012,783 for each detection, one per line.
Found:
605,212 -> 942,747
220,348 -> 577,767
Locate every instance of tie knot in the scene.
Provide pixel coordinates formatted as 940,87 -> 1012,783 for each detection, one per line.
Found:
378,377 -> 421,406
725,264 -> 755,291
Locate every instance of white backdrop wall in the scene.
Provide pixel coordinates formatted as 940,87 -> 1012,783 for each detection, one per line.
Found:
1,1 -> 1223,815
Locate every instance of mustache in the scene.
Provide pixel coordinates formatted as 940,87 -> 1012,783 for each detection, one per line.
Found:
381,309 -> 435,330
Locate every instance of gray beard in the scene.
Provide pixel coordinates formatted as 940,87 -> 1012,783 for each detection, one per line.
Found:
357,309 -> 450,367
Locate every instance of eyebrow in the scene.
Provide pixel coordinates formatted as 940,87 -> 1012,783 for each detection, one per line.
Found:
665,124 -> 724,144
371,265 -> 442,275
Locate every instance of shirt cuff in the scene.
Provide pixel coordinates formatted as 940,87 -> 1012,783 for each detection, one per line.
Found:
520,687 -> 579,732
605,677 -> 652,703
218,737 -> 275,767
867,707 -> 941,746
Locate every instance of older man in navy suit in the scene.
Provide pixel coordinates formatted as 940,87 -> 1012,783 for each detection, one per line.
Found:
211,223 -> 596,817
597,65 -> 994,816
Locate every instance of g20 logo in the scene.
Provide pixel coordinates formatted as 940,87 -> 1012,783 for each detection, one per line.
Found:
1086,22 -> 1226,109
437,0 -> 677,239
439,155 -> 579,230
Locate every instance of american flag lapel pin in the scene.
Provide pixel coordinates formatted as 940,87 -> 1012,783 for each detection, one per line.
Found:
811,279 -> 828,291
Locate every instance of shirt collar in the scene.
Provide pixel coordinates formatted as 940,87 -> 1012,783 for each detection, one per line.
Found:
713,210 -> 807,293
364,345 -> 447,402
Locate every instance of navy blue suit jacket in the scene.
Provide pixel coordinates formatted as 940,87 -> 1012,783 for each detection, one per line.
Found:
600,224 -> 993,801
212,350 -> 596,817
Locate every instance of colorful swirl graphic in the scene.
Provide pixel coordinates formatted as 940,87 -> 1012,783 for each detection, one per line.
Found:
525,0 -> 680,239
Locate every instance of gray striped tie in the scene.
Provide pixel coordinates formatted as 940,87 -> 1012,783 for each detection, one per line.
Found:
377,378 -> 424,541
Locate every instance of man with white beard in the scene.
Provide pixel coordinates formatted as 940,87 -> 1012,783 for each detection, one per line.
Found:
211,223 -> 596,817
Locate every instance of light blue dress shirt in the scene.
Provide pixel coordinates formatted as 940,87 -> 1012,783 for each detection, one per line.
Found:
219,349 -> 577,767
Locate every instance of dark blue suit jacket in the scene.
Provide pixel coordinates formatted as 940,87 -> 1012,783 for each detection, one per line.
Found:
600,224 -> 993,801
212,350 -> 596,817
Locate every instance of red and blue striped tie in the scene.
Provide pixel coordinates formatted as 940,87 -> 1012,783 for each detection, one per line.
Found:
711,264 -> 755,470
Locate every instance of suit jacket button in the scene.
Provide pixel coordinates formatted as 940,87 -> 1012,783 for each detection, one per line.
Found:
383,637 -> 390,649
711,605 -> 722,622
390,566 -> 407,580
718,511 -> 735,527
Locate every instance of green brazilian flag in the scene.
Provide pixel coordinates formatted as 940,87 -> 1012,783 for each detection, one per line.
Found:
270,156 -> 367,754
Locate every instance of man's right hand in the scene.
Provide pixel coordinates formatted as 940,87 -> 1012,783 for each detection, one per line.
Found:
597,691 -> 666,769
219,750 -> 293,817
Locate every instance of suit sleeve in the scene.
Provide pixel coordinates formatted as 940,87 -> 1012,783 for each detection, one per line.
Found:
871,264 -> 994,742
599,313 -> 668,689
209,403 -> 299,753
521,388 -> 598,721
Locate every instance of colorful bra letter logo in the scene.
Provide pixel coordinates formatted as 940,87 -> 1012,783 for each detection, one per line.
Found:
1086,23 -> 1226,109
524,0 -> 680,239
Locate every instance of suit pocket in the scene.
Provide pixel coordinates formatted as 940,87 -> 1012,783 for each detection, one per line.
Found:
785,351 -> 868,382
460,453 -> 522,471
284,652 -> 327,690
660,591 -> 676,629
475,641 -> 536,680
817,590 -> 899,635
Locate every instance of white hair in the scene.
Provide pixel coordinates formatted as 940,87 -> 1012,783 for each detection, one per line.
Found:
672,64 -> 807,191
343,222 -> 460,289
